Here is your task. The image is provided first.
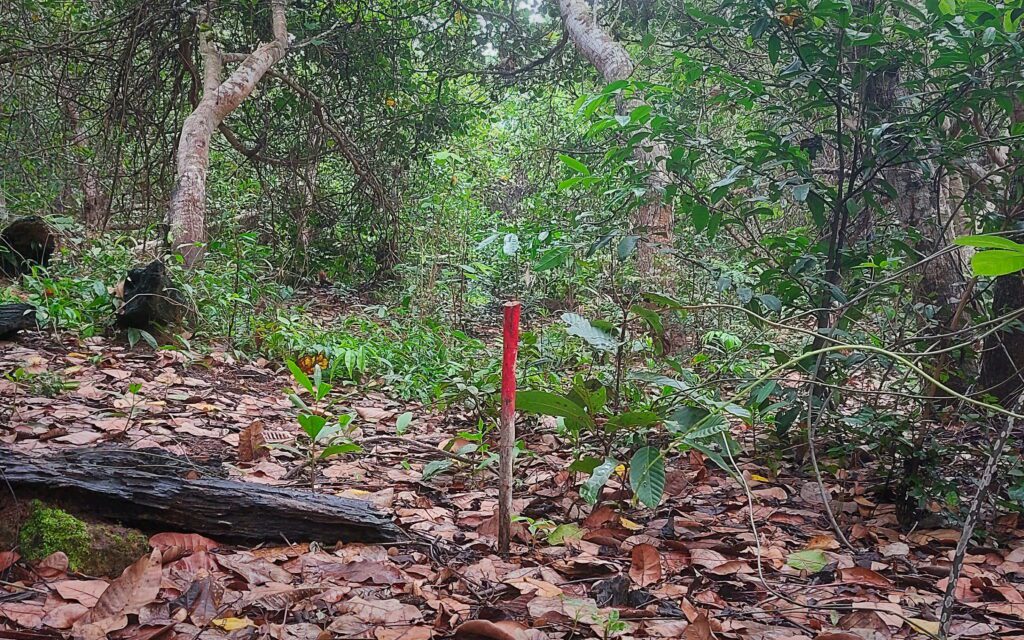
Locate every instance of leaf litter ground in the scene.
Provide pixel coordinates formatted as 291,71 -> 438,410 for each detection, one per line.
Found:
2,318 -> 1024,640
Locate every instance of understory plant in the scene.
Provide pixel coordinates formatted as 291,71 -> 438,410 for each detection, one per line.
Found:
274,360 -> 361,490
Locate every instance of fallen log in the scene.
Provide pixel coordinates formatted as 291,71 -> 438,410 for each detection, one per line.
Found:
1,216 -> 57,276
0,447 -> 403,544
0,303 -> 37,339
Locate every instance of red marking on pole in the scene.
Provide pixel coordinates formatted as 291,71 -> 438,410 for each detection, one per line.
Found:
498,301 -> 521,557
501,301 -> 521,424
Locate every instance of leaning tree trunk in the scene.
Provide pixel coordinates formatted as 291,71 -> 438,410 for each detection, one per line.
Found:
168,0 -> 289,267
558,0 -> 673,274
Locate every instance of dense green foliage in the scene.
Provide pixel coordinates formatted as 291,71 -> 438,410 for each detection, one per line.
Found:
3,0 -> 1024,540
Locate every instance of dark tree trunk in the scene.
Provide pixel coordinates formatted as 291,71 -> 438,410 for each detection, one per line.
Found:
0,447 -> 402,544
1,216 -> 57,276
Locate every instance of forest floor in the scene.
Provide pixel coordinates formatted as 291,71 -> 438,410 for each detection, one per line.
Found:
2,298 -> 1024,640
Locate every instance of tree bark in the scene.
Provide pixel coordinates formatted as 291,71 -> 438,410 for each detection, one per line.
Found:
558,0 -> 673,273
168,0 -> 289,267
63,96 -> 108,230
0,447 -> 402,544
0,303 -> 37,339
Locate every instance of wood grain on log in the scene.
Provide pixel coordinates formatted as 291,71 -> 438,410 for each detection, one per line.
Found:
0,447 -> 403,544
0,303 -> 37,339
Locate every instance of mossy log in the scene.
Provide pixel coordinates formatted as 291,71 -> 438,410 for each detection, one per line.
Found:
0,447 -> 402,544
1,216 -> 57,276
0,303 -> 36,339
115,260 -> 185,329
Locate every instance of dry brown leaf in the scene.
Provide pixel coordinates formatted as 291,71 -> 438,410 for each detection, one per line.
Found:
53,580 -> 109,608
217,552 -> 293,585
629,543 -> 663,587
238,419 -> 269,463
646,620 -> 691,637
149,532 -> 220,562
79,548 -> 162,635
36,551 -> 69,578
324,559 -> 406,585
182,574 -> 221,626
684,612 -> 713,640
837,566 -> 892,589
814,634 -> 863,640
375,626 -> 433,640
454,619 -> 538,640
582,505 -> 618,529
689,548 -> 728,570
41,602 -> 89,629
0,550 -> 19,572
527,596 -> 602,625
337,597 -> 422,625
0,601 -> 45,629
805,535 -> 840,551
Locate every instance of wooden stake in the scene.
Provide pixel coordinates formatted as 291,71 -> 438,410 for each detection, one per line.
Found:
498,301 -> 521,558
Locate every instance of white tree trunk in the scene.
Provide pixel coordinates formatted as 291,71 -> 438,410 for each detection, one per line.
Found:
558,0 -> 673,273
169,0 -> 289,267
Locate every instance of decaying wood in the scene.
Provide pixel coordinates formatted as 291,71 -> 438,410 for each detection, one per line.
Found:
116,260 -> 185,329
0,303 -> 37,339
0,447 -> 403,544
1,216 -> 57,276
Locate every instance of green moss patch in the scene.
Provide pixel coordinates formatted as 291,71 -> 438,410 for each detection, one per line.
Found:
18,500 -> 90,570
12,500 -> 149,575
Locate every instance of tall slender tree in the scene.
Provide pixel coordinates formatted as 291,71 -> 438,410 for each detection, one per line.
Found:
558,0 -> 673,273
168,0 -> 289,267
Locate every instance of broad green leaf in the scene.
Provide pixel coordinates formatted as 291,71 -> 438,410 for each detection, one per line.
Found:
395,411 -> 413,435
559,154 -> 590,175
685,440 -> 736,478
631,305 -> 664,337
536,246 -> 572,271
686,4 -> 730,26
607,411 -> 661,430
562,313 -> 617,352
287,360 -> 314,393
516,390 -> 595,428
617,235 -> 640,260
297,413 -> 327,439
787,549 -> 829,572
422,459 -> 453,480
954,235 -> 1024,250
547,523 -> 583,545
971,250 -> 1024,276
476,232 -> 500,250
569,455 -> 603,474
759,294 -> 783,312
319,443 -> 362,458
581,458 -> 617,504
629,447 -> 666,508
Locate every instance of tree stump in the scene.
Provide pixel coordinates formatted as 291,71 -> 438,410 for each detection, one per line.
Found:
0,303 -> 37,339
116,260 -> 185,329
0,216 -> 57,276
